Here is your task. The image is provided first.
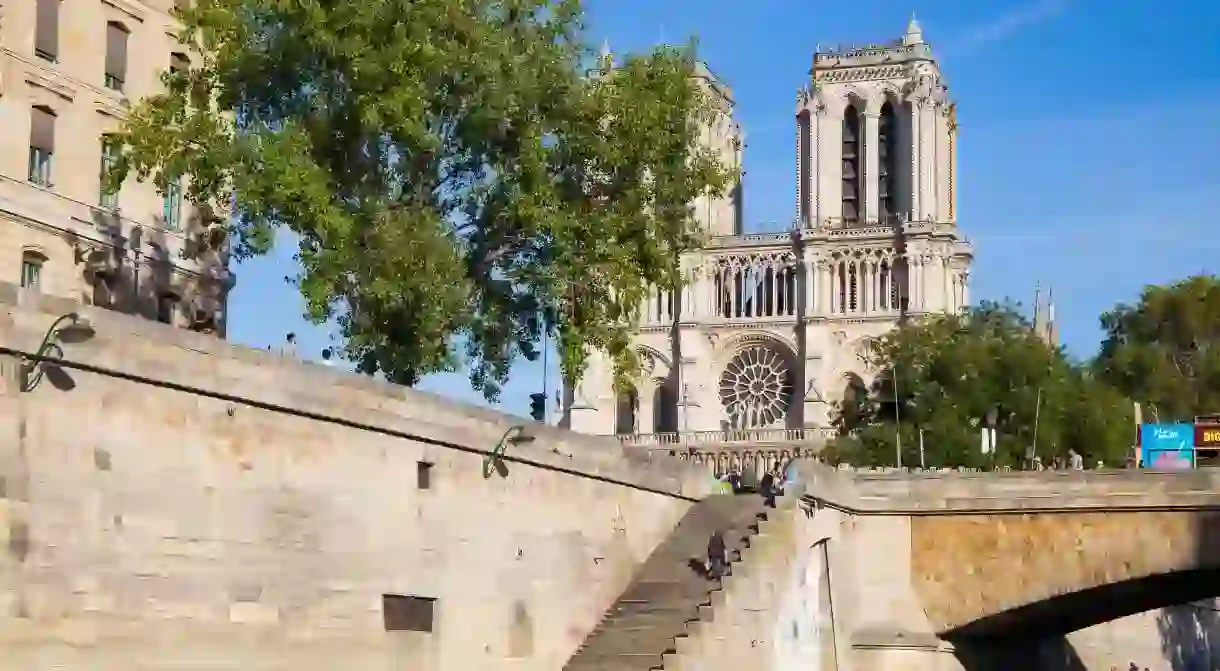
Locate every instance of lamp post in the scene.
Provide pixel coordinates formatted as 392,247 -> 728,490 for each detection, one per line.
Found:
482,425 -> 536,479
892,363 -> 902,468
20,312 -> 95,392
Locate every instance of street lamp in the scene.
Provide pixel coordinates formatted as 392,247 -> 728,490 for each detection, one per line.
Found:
482,424 -> 536,479
892,364 -> 902,468
21,312 -> 95,392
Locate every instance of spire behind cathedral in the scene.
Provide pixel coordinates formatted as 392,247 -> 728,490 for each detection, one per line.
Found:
1032,283 -> 1059,348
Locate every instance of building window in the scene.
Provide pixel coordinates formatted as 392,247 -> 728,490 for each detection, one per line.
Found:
841,105 -> 861,225
21,251 -> 45,290
104,22 -> 129,91
878,102 -> 899,221
157,294 -> 178,324
35,0 -> 60,62
163,176 -> 183,230
28,106 -> 56,187
383,595 -> 435,633
100,135 -> 119,208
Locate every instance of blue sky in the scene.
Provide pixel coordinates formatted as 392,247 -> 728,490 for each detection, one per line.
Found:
227,0 -> 1220,417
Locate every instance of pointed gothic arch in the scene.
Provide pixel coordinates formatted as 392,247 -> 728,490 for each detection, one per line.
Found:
841,102 -> 863,226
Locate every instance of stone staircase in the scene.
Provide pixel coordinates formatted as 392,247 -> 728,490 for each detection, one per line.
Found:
563,494 -> 771,671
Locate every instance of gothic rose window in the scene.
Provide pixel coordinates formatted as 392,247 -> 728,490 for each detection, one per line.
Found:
719,345 -> 794,429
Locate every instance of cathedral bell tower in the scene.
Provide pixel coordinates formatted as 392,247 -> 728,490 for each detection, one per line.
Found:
796,16 -> 959,229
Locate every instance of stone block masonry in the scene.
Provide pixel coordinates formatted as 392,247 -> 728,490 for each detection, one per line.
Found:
0,283 -> 715,670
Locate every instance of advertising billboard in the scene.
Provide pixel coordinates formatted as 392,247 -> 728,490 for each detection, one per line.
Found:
1140,424 -> 1196,470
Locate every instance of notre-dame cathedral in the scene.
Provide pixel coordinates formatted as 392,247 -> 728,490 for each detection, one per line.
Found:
565,19 -> 973,451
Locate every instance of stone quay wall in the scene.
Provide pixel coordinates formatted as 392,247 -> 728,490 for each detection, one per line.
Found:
0,284 -> 714,670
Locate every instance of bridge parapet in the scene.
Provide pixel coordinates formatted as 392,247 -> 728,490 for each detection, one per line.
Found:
788,459 -> 1220,514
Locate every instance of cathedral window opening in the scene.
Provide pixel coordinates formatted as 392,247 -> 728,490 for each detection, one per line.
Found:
878,101 -> 898,221
841,105 -> 862,225
719,344 -> 794,429
879,261 -> 890,311
646,286 -> 675,324
835,263 -> 846,314
848,263 -> 859,312
653,382 -> 678,433
614,386 -> 638,435
891,258 -> 905,310
712,256 -> 800,319
840,374 -> 869,429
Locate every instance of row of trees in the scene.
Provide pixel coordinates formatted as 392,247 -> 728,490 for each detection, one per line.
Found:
109,0 -> 733,400
823,276 -> 1220,469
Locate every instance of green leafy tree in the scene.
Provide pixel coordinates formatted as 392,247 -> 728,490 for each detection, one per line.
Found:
823,301 -> 1133,469
109,0 -> 733,399
1095,275 -> 1220,423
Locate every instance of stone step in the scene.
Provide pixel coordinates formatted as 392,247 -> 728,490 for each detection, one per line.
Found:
576,627 -> 683,653
566,651 -> 666,670
617,581 -> 718,604
563,496 -> 770,671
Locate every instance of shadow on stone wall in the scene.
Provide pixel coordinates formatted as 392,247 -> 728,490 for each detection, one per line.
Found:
1157,602 -> 1218,671
953,637 -> 1086,671
78,210 -> 225,335
1157,512 -> 1220,670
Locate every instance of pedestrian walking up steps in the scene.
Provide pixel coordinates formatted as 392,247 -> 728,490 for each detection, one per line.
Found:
563,494 -> 771,671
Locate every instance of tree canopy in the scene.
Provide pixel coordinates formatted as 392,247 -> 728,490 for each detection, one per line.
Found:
824,301 -> 1134,469
110,0 -> 733,399
1094,275 -> 1220,423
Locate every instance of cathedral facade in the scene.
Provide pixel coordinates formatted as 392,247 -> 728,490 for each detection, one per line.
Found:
567,20 -> 973,444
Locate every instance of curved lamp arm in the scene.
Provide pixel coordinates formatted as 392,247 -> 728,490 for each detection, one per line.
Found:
20,312 -> 91,393
482,425 -> 534,479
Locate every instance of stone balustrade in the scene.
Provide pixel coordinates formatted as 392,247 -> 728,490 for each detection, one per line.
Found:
621,427 -> 833,487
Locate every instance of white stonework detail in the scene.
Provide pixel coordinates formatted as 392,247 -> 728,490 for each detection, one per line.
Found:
565,21 -> 973,441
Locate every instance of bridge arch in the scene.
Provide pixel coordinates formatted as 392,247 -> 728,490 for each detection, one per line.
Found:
912,507 -> 1220,639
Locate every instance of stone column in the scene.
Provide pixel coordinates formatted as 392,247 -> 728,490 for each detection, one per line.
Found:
863,110 -> 881,224
803,253 -> 816,316
943,259 -> 953,314
961,271 -> 970,309
827,263 -> 837,315
638,383 -> 656,434
908,102 -> 921,220
921,255 -> 933,311
863,263 -> 873,314
920,104 -> 936,221
811,104 -> 824,226
818,262 -> 831,316
871,261 -> 880,313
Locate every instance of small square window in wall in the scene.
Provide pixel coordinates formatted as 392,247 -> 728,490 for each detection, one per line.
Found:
416,461 -> 433,490
383,594 -> 435,633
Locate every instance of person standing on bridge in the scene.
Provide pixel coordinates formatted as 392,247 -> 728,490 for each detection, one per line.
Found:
1068,449 -> 1084,471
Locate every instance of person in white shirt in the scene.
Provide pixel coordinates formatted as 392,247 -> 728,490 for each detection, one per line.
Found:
279,332 -> 298,358
1068,449 -> 1084,471
321,347 -> 335,367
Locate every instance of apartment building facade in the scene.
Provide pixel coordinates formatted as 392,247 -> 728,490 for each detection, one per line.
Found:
0,0 -> 231,334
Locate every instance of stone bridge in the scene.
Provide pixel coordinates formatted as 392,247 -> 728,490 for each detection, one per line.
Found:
787,462 -> 1220,670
